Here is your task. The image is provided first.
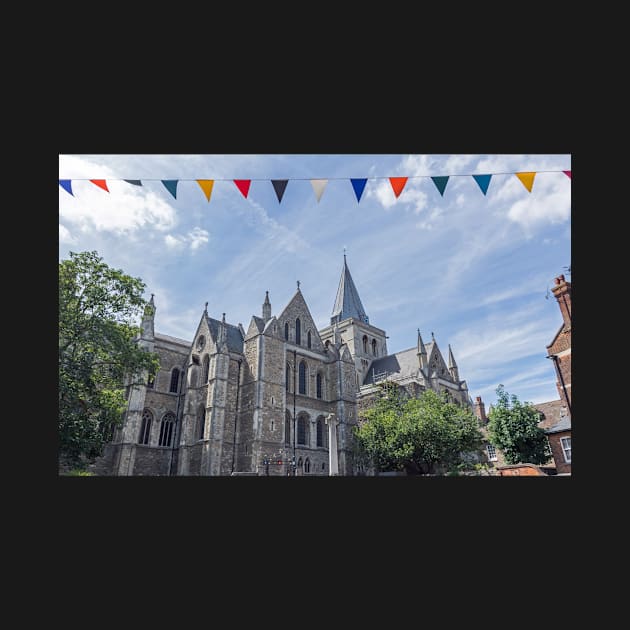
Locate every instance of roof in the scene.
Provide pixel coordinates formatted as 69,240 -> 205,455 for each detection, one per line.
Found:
154,333 -> 192,347
534,399 -> 566,430
545,416 -> 571,434
206,316 -> 244,353
331,256 -> 368,324
251,315 -> 266,334
363,345 -> 433,385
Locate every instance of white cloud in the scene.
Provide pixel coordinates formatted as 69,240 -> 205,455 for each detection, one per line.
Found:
164,227 -> 209,252
164,234 -> 185,250
59,224 -> 77,244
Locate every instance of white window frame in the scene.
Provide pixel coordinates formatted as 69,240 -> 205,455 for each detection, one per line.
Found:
560,436 -> 571,463
486,443 -> 498,462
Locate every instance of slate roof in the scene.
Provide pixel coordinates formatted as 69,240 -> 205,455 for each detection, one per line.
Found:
545,416 -> 571,434
363,343 -> 435,385
331,256 -> 368,324
206,316 -> 244,353
534,400 -> 565,430
251,315 -> 266,334
154,333 -> 192,347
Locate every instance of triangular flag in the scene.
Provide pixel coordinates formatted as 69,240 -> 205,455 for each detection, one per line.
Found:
123,180 -> 142,186
162,180 -> 178,199
431,176 -> 449,197
271,180 -> 288,203
472,174 -> 492,195
59,180 -> 73,196
311,179 -> 328,202
197,180 -> 215,202
515,172 -> 536,192
389,177 -> 408,198
563,170 -> 571,179
234,180 -> 251,198
90,179 -> 109,192
350,178 -> 367,203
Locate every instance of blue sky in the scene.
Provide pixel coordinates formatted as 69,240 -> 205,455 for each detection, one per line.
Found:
59,154 -> 571,406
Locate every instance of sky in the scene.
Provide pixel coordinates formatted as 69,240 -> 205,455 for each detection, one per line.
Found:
59,154 -> 571,406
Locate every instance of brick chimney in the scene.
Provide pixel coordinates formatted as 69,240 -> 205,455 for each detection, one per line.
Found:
474,396 -> 487,424
551,274 -> 571,329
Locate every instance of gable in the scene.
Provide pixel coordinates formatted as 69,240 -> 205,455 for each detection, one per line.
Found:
427,344 -> 450,379
276,290 -> 326,352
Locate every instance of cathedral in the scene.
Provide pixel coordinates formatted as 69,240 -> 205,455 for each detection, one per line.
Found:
97,256 -> 472,476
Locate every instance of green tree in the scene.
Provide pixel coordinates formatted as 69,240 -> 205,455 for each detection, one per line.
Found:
59,251 -> 159,468
354,385 -> 483,474
487,385 -> 551,465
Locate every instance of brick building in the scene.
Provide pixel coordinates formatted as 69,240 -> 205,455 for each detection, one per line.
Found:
95,256 -> 472,476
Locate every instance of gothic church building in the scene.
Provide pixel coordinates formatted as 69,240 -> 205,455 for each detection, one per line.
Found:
97,257 -> 472,476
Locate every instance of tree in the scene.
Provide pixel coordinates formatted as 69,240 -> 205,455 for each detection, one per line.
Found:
59,251 -> 159,468
487,385 -> 552,465
354,385 -> 484,474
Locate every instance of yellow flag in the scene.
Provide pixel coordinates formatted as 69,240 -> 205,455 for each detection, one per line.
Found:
197,179 -> 215,202
515,172 -> 536,192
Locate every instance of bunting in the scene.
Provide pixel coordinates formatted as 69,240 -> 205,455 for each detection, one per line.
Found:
58,170 -> 570,202
311,179 -> 328,202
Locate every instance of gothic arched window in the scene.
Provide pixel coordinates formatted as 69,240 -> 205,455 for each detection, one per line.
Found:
285,410 -> 291,445
362,335 -> 368,353
169,368 -> 179,393
299,361 -> 307,395
159,412 -> 176,447
198,406 -> 206,440
285,322 -> 289,341
295,318 -> 301,345
316,416 -> 324,447
304,458 -> 310,473
297,414 -> 308,445
316,373 -> 323,399
286,363 -> 292,393
372,339 -> 377,356
138,409 -> 153,445
202,355 -> 210,383
307,330 -> 312,349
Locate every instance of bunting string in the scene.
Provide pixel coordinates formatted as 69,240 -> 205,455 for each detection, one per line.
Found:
59,170 -> 571,201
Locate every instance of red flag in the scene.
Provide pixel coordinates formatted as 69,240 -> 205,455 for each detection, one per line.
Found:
90,179 -> 109,192
563,170 -> 571,179
234,180 -> 251,198
389,177 -> 408,198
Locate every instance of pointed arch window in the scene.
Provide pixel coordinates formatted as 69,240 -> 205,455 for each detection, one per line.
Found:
316,373 -> 323,399
297,457 -> 303,474
286,363 -> 292,393
138,409 -> 153,445
169,367 -> 180,393
372,339 -> 377,356
285,410 -> 291,445
285,322 -> 289,341
295,318 -> 301,345
159,412 -> 175,447
362,335 -> 368,353
304,458 -> 310,473
198,406 -> 206,440
202,355 -> 210,383
316,416 -> 325,447
297,414 -> 308,445
299,361 -> 307,395
307,330 -> 312,349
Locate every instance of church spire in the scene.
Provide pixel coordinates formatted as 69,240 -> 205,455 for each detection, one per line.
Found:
417,328 -> 427,370
331,255 -> 368,325
448,344 -> 459,381
141,294 -> 155,339
262,290 -> 271,322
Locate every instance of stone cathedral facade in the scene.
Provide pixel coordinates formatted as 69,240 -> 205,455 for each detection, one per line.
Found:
96,257 -> 473,476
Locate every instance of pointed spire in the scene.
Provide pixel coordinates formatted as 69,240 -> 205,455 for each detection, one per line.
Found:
431,331 -> 435,341
417,329 -> 427,370
331,255 -> 368,325
262,290 -> 271,321
141,294 -> 155,339
204,301 -> 208,314
448,344 -> 457,368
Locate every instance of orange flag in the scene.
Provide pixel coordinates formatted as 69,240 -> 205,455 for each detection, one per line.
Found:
389,177 -> 408,198
515,172 -> 536,192
90,179 -> 109,192
197,180 -> 215,202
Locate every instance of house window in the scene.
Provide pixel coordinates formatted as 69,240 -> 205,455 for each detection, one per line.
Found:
372,339 -> 377,356
307,330 -> 312,349
284,322 -> 289,341
198,406 -> 206,440
316,373 -> 322,399
486,444 -> 497,461
138,409 -> 152,445
159,412 -> 175,447
169,368 -> 179,393
316,417 -> 324,447
297,415 -> 308,445
560,437 -> 571,463
295,318 -> 301,345
202,355 -> 210,383
299,361 -> 307,395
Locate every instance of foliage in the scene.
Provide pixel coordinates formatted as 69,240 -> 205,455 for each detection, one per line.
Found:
354,384 -> 484,474
487,385 -> 552,465
59,251 -> 159,467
